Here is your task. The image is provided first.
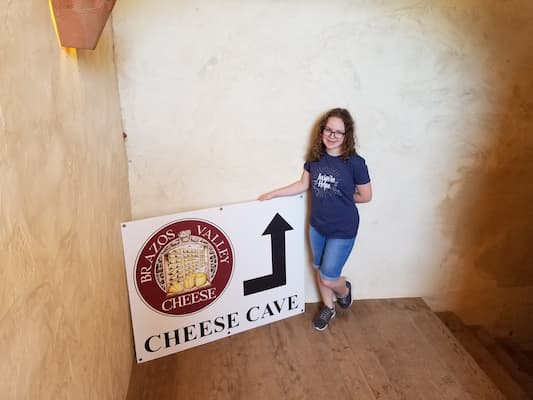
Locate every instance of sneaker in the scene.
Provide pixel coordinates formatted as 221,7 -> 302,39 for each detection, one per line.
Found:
313,306 -> 336,331
336,280 -> 353,309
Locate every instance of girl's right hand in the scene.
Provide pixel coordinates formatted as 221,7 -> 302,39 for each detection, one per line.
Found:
258,192 -> 275,201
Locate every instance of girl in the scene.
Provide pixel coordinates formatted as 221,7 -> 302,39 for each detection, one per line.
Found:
259,108 -> 372,331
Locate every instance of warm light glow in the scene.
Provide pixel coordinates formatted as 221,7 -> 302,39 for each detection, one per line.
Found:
48,0 -> 77,57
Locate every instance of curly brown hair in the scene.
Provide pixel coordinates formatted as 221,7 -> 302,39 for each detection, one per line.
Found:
307,108 -> 357,161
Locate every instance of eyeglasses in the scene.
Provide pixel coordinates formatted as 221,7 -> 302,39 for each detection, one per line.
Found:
323,126 -> 345,138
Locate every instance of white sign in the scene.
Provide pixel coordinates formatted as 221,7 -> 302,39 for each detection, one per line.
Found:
121,196 -> 306,363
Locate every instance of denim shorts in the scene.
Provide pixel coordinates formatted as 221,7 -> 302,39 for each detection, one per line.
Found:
309,225 -> 355,281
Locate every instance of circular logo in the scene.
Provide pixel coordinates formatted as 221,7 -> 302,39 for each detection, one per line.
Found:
134,219 -> 234,315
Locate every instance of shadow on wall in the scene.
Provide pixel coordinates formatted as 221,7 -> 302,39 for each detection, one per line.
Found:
439,2 -> 533,346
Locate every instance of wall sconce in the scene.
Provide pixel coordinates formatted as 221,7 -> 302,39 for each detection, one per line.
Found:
50,0 -> 117,50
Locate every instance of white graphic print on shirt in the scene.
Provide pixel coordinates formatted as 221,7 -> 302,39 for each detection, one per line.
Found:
313,168 -> 341,197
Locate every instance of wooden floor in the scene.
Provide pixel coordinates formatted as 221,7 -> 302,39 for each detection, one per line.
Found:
126,298 -> 505,400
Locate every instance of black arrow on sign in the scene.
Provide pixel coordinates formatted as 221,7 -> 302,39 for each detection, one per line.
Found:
243,213 -> 294,296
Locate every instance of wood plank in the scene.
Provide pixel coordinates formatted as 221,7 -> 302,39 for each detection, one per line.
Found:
496,338 -> 533,377
349,298 -> 468,400
126,299 -> 507,400
246,308 -> 378,399
333,301 -> 405,400
226,324 -> 287,399
126,334 -> 237,399
304,304 -> 376,400
451,327 -> 529,399
438,313 -> 531,399
478,334 -> 533,397
424,310 -> 506,399
414,308 -> 507,400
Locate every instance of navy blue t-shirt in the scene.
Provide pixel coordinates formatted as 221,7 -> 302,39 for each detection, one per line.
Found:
304,153 -> 370,238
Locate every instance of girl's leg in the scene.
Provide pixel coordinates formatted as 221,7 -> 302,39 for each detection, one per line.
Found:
318,236 -> 355,301
311,232 -> 355,330
308,225 -> 327,300
317,274 -> 349,304
316,270 -> 335,308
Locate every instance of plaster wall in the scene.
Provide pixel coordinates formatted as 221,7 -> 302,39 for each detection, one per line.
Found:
113,1 -> 533,347
1,1 -> 133,398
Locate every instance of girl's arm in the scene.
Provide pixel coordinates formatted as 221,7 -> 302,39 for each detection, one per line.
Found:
354,182 -> 372,203
258,170 -> 310,201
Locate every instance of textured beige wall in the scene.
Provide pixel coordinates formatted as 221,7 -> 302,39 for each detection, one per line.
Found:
112,0 -> 533,349
430,1 -> 533,347
1,2 -> 133,399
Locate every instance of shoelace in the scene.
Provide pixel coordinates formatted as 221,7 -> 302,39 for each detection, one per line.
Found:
320,308 -> 333,319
